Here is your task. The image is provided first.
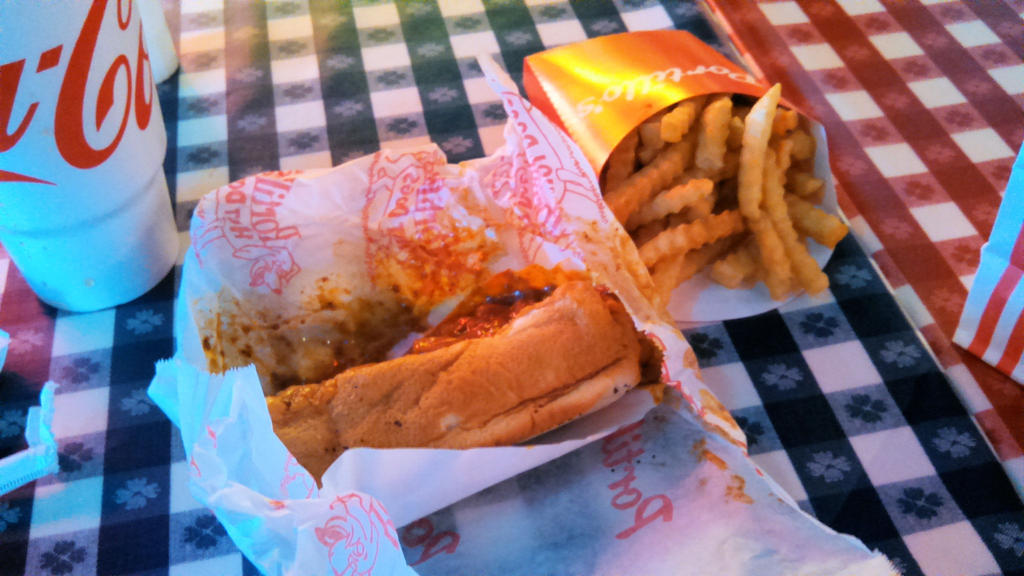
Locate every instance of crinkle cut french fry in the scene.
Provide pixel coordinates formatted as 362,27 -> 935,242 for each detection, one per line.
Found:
625,178 -> 714,230
736,86 -> 792,299
638,121 -> 664,151
637,121 -> 665,165
666,212 -> 687,228
678,166 -> 704,183
710,238 -> 757,289
772,108 -> 799,136
632,219 -> 667,248
785,194 -> 849,249
636,113 -> 667,165
775,137 -> 794,178
660,97 -> 705,143
609,85 -> 840,300
638,146 -> 661,165
650,252 -> 685,301
738,84 -> 781,221
786,171 -> 824,199
748,215 -> 791,300
651,236 -> 735,302
719,150 -> 740,181
605,136 -> 695,224
788,129 -> 815,161
695,95 -> 733,175
763,147 -> 828,295
726,115 -> 744,150
638,209 -> 745,267
682,192 -> 715,222
792,253 -> 829,295
604,130 -> 638,192
807,186 -> 826,206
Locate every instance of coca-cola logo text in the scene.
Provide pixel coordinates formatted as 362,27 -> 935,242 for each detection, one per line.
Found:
0,0 -> 153,184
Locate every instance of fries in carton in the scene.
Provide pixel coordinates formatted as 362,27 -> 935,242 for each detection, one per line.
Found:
524,31 -> 847,322
148,59 -> 893,575
955,144 -> 1024,383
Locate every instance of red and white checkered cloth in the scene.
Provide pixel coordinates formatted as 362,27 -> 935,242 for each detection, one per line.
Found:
706,0 -> 1024,490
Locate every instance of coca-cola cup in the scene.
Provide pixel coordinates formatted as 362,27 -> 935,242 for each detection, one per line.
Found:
0,0 -> 178,312
139,0 -> 178,83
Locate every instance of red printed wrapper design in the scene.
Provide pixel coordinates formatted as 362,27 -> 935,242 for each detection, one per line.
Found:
524,31 -> 841,322
192,173 -> 304,294
955,145 -> 1024,383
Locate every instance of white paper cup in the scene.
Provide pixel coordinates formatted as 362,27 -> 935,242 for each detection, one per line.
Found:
0,0 -> 178,311
138,0 -> 178,83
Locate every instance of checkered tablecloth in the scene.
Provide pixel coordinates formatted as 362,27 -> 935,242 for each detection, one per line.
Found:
0,1 -> 1022,575
706,0 -> 1024,494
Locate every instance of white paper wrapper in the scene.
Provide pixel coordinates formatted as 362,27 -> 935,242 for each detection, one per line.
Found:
401,401 -> 897,576
0,381 -> 59,497
0,331 -> 60,497
149,58 -> 893,575
150,360 -> 416,576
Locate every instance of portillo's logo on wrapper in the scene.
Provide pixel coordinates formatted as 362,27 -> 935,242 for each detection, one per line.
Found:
193,174 -> 303,294
363,147 -> 504,308
602,420 -> 673,540
0,0 -> 155,185
400,518 -> 459,567
487,89 -> 606,261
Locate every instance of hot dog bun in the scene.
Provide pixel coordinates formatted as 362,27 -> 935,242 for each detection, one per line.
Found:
267,280 -> 643,479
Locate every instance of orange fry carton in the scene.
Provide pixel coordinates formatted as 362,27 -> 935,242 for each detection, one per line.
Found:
524,30 -> 768,177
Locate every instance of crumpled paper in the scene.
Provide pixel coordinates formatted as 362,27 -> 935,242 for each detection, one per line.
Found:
149,57 -> 896,575
401,401 -> 897,576
150,360 -> 416,576
0,329 -> 59,497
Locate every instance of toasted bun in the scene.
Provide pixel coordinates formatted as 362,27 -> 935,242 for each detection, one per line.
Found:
267,281 -> 643,478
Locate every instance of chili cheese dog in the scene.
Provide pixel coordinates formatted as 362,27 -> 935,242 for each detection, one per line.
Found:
267,268 -> 647,478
